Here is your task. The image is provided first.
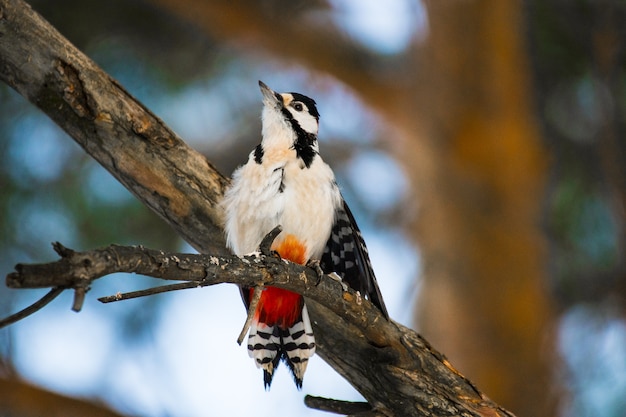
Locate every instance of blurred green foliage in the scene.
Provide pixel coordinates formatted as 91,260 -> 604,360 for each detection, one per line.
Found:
528,0 -> 626,304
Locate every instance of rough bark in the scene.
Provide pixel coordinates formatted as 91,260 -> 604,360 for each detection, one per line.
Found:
0,0 -> 518,415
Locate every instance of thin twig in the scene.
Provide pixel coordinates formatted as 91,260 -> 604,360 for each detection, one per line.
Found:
0,287 -> 65,328
72,287 -> 87,312
235,225 -> 280,345
98,281 -> 203,303
237,284 -> 263,345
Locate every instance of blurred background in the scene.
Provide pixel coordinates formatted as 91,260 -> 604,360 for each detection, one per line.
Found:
0,1 -> 625,416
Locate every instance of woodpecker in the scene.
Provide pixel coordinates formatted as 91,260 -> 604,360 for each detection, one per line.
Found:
222,81 -> 388,389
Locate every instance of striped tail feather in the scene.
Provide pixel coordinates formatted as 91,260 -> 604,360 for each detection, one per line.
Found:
247,305 -> 316,389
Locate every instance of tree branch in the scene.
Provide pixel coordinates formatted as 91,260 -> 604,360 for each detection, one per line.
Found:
0,0 -> 516,415
304,395 -> 372,415
6,243 -> 387,342
5,243 -> 513,417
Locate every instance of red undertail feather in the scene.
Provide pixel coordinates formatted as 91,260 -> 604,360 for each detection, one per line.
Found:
247,234 -> 316,389
252,286 -> 303,329
251,234 -> 307,328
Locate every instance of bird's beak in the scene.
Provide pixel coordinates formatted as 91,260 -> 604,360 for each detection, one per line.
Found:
259,80 -> 282,107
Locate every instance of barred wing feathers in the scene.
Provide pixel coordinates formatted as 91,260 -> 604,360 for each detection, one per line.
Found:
321,200 -> 389,319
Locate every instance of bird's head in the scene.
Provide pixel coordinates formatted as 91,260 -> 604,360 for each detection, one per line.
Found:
258,81 -> 320,167
259,81 -> 319,136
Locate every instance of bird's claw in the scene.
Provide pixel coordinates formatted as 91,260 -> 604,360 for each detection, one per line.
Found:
259,225 -> 283,258
306,259 -> 349,291
306,259 -> 325,286
327,271 -> 349,292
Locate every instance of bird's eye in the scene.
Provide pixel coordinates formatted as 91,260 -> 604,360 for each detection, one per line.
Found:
293,102 -> 304,112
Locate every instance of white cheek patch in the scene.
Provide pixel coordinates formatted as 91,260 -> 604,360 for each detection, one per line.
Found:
289,109 -> 318,135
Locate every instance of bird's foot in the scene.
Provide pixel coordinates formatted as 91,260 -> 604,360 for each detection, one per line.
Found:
306,259 -> 325,286
327,271 -> 349,292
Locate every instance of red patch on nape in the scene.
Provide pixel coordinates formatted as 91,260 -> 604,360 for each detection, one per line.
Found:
251,234 -> 308,329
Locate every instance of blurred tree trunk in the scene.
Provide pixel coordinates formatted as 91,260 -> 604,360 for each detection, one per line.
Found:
406,2 -> 556,416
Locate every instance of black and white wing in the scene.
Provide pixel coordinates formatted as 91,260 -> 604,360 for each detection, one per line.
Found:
320,199 -> 389,319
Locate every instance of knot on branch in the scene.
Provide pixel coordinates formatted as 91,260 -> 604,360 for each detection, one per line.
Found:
5,242 -> 112,317
54,59 -> 96,120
